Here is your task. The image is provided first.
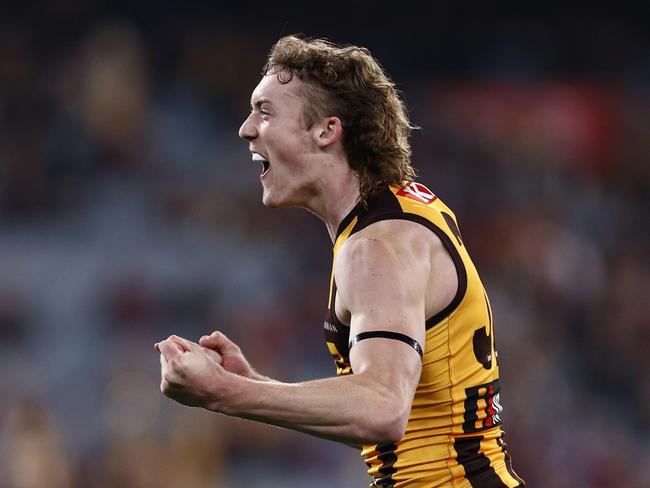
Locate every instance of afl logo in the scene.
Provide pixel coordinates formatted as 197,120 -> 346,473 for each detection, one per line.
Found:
397,182 -> 437,204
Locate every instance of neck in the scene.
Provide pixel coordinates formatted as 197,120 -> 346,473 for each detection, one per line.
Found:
321,182 -> 360,243
302,168 -> 360,243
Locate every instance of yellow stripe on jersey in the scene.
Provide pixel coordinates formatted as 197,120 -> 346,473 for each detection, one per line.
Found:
324,183 -> 525,487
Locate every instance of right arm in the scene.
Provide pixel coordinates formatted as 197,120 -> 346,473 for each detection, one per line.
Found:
181,227 -> 428,445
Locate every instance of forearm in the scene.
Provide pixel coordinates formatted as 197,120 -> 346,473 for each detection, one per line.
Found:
212,373 -> 404,445
248,370 -> 279,383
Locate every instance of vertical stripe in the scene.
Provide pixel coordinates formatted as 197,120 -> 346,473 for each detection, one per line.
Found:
372,442 -> 397,487
454,435 -> 508,488
497,435 -> 526,486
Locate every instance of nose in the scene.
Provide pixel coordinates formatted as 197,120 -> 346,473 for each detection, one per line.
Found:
239,113 -> 257,141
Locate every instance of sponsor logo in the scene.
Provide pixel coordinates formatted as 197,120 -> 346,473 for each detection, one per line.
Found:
323,320 -> 338,332
490,392 -> 503,426
397,182 -> 437,204
462,380 -> 503,433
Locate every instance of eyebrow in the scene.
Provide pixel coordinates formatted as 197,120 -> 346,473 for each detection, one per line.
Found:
251,98 -> 272,110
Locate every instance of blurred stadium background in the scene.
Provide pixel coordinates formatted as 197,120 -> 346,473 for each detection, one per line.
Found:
1,3 -> 649,487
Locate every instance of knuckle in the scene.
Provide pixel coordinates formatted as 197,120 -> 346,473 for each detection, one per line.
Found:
168,357 -> 181,370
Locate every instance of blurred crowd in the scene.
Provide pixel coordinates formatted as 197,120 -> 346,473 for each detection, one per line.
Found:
1,7 -> 649,488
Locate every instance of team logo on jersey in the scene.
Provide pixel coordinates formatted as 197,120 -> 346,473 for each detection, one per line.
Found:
473,325 -> 493,369
397,182 -> 437,204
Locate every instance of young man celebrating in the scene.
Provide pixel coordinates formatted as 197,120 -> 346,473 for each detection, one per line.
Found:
155,35 -> 525,487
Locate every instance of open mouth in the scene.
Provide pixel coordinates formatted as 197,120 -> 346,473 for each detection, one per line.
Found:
252,153 -> 270,176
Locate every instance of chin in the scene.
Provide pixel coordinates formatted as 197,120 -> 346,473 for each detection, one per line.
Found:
263,198 -> 291,209
262,190 -> 301,209
262,199 -> 281,208
261,190 -> 284,208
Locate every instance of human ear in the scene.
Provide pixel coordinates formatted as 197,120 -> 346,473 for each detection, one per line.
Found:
315,116 -> 343,148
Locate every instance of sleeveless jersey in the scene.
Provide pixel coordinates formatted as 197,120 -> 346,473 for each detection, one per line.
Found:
324,183 -> 525,487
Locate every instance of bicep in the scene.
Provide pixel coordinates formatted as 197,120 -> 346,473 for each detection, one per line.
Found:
336,234 -> 427,391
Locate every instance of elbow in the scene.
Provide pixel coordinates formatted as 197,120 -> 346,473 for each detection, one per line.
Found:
372,423 -> 407,445
357,398 -> 410,445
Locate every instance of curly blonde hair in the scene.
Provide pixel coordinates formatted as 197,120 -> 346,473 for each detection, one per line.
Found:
263,35 -> 417,202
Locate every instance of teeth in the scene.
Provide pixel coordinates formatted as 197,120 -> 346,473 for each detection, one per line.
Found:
252,152 -> 270,176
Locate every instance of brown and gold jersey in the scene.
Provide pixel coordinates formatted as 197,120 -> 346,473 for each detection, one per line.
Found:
324,183 -> 525,487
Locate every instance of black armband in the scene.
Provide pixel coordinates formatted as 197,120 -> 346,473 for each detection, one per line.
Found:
348,331 -> 423,358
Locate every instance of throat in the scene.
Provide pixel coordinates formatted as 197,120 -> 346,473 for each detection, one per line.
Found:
323,195 -> 361,243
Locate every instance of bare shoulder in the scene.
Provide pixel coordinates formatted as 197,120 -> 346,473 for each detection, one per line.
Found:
334,219 -> 457,321
336,219 -> 446,273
